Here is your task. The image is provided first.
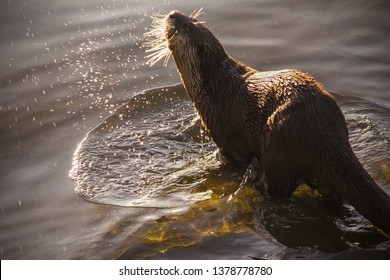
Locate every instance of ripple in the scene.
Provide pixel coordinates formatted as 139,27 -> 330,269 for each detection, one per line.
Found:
70,84 -> 218,208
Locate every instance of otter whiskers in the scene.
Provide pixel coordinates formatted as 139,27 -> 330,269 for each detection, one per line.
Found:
144,8 -> 205,67
190,7 -> 205,23
144,13 -> 172,67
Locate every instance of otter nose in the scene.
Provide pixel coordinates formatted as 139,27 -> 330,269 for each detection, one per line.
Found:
168,10 -> 179,18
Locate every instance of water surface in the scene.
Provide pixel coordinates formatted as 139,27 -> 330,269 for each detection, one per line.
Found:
1,0 -> 389,259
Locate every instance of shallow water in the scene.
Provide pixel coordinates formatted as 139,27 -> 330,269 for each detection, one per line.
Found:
1,0 -> 389,259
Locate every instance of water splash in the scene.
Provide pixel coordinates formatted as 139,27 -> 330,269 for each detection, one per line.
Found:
70,84 -> 218,208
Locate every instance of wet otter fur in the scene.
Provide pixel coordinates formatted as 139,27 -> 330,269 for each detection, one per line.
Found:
145,9 -> 390,234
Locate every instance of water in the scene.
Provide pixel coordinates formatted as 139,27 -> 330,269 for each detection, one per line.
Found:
1,0 -> 389,259
70,85 -> 217,208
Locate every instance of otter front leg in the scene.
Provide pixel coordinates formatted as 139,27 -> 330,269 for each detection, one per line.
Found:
233,157 -> 266,198
239,158 -> 266,189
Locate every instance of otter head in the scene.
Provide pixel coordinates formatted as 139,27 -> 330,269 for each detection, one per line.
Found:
164,10 -> 228,70
144,9 -> 228,73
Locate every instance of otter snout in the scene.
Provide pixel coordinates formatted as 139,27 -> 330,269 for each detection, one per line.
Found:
165,10 -> 194,37
167,10 -> 191,23
168,10 -> 179,19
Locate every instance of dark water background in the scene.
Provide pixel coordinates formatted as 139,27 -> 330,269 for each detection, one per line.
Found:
1,0 -> 389,259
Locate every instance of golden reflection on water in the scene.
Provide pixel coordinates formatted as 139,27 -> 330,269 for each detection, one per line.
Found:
379,162 -> 390,181
117,185 -> 261,258
113,175 -> 389,259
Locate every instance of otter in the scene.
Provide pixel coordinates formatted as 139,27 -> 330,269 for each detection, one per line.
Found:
145,9 -> 390,234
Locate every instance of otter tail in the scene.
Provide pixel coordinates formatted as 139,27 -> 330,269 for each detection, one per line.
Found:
317,146 -> 390,235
